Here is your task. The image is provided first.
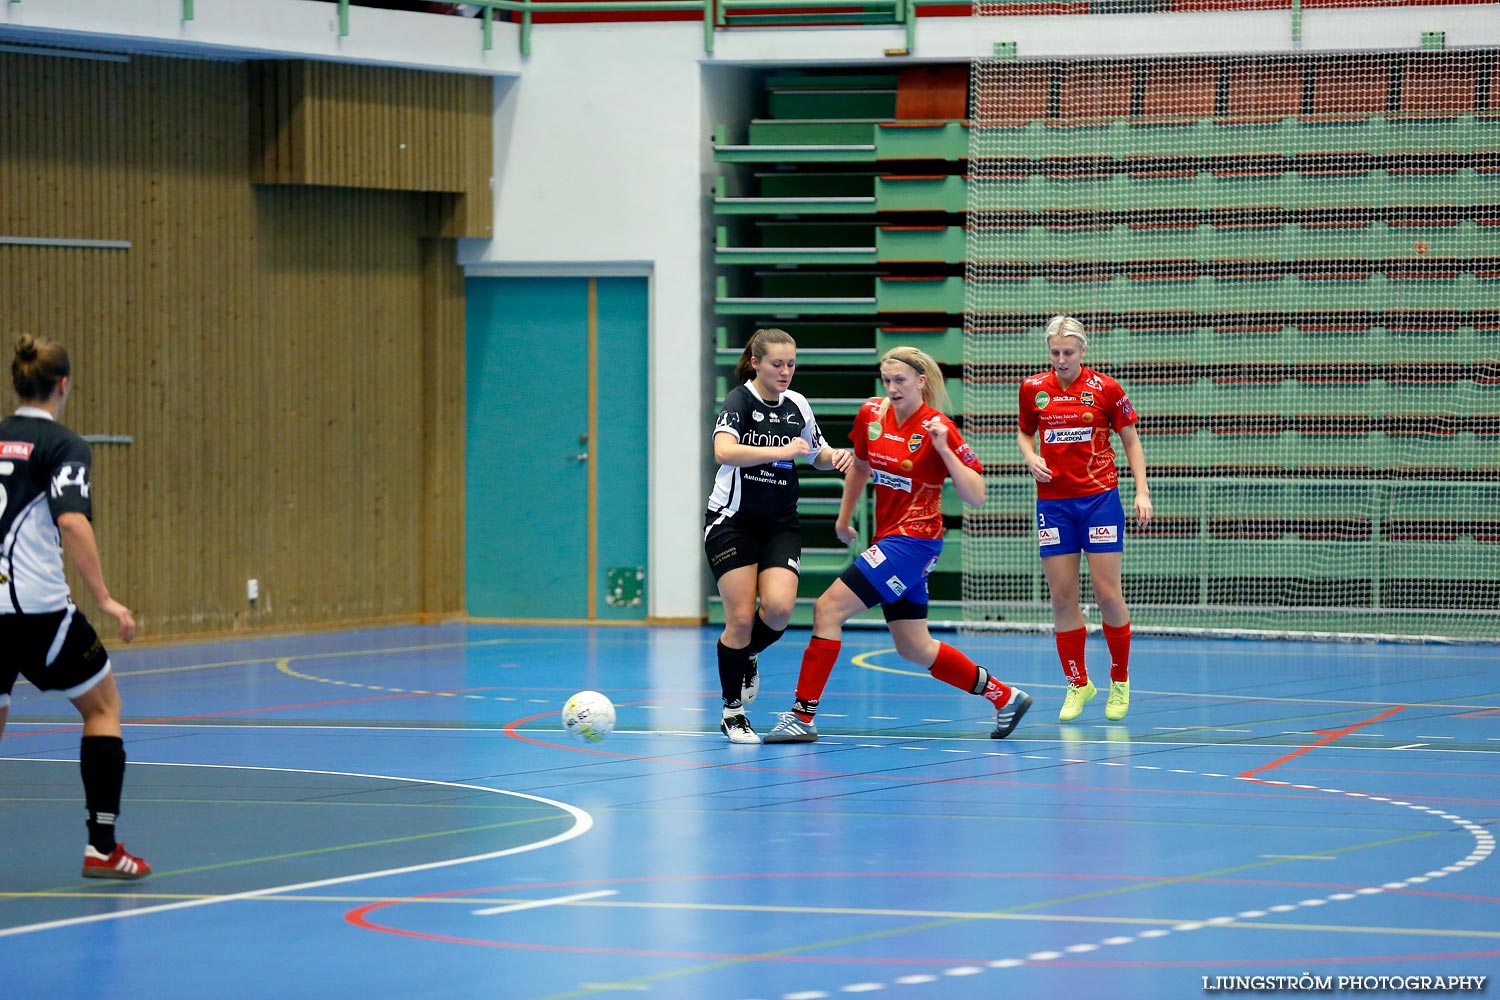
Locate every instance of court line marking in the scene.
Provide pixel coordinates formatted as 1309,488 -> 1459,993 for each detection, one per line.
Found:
473,889 -> 618,917
8,637 -> 534,688
339,758 -> 1496,1000
763,705 -> 1496,999
0,761 -> 593,940
21,721 -> 1479,760
1240,707 -> 1405,779
9,887 -> 1500,937
848,649 -> 1500,712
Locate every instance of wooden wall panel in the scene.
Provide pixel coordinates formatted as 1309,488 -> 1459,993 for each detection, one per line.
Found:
249,61 -> 492,237
420,238 -> 468,615
1,51 -> 468,639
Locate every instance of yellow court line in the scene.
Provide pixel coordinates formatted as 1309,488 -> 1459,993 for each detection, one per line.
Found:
96,637 -> 534,681
848,648 -> 1497,712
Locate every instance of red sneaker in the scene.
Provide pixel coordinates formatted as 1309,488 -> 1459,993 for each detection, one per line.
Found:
82,843 -> 152,880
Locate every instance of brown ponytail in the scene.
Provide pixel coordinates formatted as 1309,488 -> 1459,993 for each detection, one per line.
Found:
12,335 -> 71,402
734,328 -> 796,385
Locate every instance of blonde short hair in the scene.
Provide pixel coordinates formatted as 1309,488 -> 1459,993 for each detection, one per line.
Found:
1044,315 -> 1088,349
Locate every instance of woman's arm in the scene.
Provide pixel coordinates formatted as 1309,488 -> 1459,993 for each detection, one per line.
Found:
1016,427 -> 1051,484
925,418 -> 986,508
713,430 -> 809,468
941,451 -> 987,508
57,512 -> 136,642
834,457 -> 871,544
811,446 -> 854,473
1117,424 -> 1153,527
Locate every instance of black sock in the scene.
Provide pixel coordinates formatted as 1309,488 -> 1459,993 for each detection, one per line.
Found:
80,735 -> 126,854
716,640 -> 752,709
744,614 -> 785,657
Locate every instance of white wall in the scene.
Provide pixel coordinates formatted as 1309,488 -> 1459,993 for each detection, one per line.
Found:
8,0 -> 1497,621
462,23 -> 714,621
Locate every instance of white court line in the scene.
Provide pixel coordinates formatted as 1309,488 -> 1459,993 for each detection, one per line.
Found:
0,760 -> 593,939
10,725 -> 1499,759
473,889 -> 617,917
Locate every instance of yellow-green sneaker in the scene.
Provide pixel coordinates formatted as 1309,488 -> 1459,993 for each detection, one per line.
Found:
1058,680 -> 1097,722
1105,680 -> 1130,721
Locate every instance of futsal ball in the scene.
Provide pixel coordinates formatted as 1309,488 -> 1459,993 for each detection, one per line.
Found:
561,690 -> 616,742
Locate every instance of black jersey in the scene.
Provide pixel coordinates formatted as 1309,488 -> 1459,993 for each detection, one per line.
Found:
706,382 -> 828,525
0,408 -> 93,614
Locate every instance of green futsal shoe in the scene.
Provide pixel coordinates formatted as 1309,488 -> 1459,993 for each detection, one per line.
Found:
1058,680 -> 1097,722
1105,680 -> 1130,721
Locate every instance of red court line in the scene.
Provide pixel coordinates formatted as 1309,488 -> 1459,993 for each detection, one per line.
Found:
1239,706 -> 1407,781
1272,766 -> 1500,779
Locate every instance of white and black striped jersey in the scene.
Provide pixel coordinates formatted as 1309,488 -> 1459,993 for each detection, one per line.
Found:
0,407 -> 92,614
706,382 -> 827,523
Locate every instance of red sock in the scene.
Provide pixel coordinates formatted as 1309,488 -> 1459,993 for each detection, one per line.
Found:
1102,621 -> 1131,682
979,672 -> 1014,708
927,642 -> 980,693
792,636 -> 841,721
1055,626 -> 1088,687
928,643 -> 1014,706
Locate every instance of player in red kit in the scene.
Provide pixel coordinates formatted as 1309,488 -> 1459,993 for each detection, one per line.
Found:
763,346 -> 1032,743
1017,315 -> 1153,723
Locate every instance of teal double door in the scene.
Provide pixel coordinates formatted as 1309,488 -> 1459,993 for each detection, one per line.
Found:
465,276 -> 649,620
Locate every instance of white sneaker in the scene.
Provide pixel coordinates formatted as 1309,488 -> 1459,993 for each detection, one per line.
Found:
720,712 -> 760,744
741,656 -> 760,709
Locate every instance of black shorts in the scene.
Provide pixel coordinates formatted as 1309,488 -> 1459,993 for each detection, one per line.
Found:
0,607 -> 111,709
704,511 -> 803,582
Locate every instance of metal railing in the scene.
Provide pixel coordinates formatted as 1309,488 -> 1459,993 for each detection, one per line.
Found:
440,0 -> 940,57
155,0 -> 945,56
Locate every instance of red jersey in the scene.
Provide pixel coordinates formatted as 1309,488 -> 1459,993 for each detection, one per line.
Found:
850,399 -> 982,540
1017,366 -> 1138,500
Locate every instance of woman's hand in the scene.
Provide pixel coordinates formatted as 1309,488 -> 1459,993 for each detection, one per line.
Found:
781,437 -> 811,461
835,519 -> 858,545
828,448 -> 854,473
1134,491 -> 1154,528
921,417 -> 947,447
1025,454 -> 1053,483
99,598 -> 136,643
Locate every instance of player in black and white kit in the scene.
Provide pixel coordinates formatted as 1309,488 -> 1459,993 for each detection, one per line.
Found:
0,335 -> 149,879
706,328 -> 853,743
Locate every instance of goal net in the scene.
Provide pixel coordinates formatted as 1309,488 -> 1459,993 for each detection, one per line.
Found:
964,42 -> 1500,641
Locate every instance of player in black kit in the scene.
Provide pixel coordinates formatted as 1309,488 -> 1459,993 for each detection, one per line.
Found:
0,335 -> 149,879
706,329 -> 853,743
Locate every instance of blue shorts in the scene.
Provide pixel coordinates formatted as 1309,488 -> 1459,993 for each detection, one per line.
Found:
1037,490 -> 1126,557
846,535 -> 943,607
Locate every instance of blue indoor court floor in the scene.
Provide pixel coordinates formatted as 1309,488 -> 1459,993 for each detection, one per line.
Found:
1,622 -> 1496,1000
